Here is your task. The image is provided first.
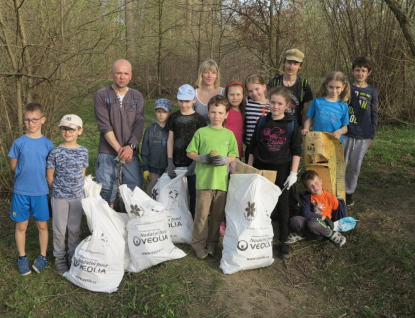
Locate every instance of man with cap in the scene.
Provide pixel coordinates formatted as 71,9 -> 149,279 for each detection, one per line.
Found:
46,114 -> 89,275
267,48 -> 313,127
141,98 -> 172,196
267,49 -> 314,218
94,59 -> 145,207
166,84 -> 206,218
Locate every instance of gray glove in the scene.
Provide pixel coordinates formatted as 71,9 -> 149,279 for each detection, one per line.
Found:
211,156 -> 229,166
324,217 -> 334,230
185,161 -> 196,177
167,158 -> 176,179
198,154 -> 212,164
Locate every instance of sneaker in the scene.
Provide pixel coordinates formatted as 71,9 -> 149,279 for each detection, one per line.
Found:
276,242 -> 290,259
346,193 -> 354,206
17,256 -> 31,276
206,245 -> 216,257
287,232 -> 305,244
329,231 -> 346,247
54,258 -> 69,276
32,255 -> 47,273
195,249 -> 208,260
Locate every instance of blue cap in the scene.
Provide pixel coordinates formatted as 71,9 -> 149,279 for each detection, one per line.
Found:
177,84 -> 196,100
154,98 -> 172,112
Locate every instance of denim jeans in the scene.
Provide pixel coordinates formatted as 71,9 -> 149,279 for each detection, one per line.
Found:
95,153 -> 143,204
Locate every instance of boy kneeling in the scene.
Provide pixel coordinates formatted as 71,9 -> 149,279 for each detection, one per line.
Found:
288,170 -> 347,247
186,95 -> 238,259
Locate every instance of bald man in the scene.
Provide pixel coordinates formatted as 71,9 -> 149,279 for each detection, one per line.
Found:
94,59 -> 145,206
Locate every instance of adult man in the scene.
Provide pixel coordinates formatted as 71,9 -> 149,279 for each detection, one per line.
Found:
94,59 -> 144,206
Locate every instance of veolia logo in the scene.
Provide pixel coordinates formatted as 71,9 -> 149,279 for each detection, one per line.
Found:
237,240 -> 249,251
133,236 -> 141,246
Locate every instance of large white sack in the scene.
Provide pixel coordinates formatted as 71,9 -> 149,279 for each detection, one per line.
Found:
220,174 -> 281,274
64,196 -> 125,293
120,185 -> 186,273
152,171 -> 193,244
83,175 -> 131,271
84,175 -> 102,198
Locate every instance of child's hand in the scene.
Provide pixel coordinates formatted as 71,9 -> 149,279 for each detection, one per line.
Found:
143,171 -> 151,183
198,154 -> 212,164
167,158 -> 176,179
332,130 -> 342,139
185,161 -> 196,176
324,217 -> 334,230
211,156 -> 229,166
301,129 -> 310,135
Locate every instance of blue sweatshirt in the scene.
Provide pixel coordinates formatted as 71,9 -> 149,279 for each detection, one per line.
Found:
346,84 -> 378,140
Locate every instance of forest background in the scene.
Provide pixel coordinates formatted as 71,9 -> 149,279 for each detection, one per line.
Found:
0,0 -> 414,192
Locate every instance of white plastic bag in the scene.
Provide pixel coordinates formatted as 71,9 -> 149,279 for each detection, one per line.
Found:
220,174 -> 281,274
83,175 -> 131,271
64,196 -> 125,293
120,185 -> 186,273
152,171 -> 193,244
84,175 -> 102,198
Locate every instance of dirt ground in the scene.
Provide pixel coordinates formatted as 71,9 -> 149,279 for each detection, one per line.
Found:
204,167 -> 415,318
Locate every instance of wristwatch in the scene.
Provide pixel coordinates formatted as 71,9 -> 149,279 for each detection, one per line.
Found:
129,143 -> 136,150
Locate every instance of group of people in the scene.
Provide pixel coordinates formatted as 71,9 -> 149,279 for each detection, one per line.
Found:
8,48 -> 378,275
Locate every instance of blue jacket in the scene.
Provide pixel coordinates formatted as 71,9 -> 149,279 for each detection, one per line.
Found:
300,191 -> 348,222
140,122 -> 168,174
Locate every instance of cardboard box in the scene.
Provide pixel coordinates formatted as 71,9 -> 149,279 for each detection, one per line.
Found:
233,161 -> 277,183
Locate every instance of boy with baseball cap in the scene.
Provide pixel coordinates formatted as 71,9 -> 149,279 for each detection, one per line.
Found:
267,48 -> 313,127
46,114 -> 89,275
141,98 -> 172,196
166,84 -> 206,218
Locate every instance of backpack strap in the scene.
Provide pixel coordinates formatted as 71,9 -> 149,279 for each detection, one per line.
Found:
300,77 -> 308,103
256,116 -> 267,141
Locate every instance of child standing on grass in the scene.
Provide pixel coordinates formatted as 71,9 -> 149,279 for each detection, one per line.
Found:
141,98 -> 172,196
9,103 -> 54,275
344,57 -> 378,206
46,114 -> 88,275
224,81 -> 245,159
166,84 -> 206,218
247,87 -> 302,259
244,74 -> 269,162
187,95 -> 238,259
302,71 -> 350,142
288,170 -> 347,246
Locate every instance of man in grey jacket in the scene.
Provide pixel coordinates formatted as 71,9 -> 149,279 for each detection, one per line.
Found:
94,59 -> 144,206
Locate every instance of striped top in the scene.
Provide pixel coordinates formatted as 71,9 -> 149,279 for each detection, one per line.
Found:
244,97 -> 269,145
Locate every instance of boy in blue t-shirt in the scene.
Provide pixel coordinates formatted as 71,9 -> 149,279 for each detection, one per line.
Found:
46,114 -> 88,275
9,103 -> 54,275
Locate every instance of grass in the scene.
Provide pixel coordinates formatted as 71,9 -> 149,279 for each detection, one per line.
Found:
0,100 -> 415,317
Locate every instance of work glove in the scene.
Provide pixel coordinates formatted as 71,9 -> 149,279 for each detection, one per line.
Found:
143,170 -> 150,183
198,154 -> 212,164
167,158 -> 176,179
185,161 -> 196,177
284,171 -> 298,190
324,217 -> 334,230
211,156 -> 229,166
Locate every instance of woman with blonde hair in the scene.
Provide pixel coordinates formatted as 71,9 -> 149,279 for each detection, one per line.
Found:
193,59 -> 225,124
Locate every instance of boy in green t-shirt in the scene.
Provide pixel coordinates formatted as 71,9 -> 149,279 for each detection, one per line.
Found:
186,95 -> 239,259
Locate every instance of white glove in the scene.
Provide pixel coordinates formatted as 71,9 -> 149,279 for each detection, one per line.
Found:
284,171 -> 298,190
